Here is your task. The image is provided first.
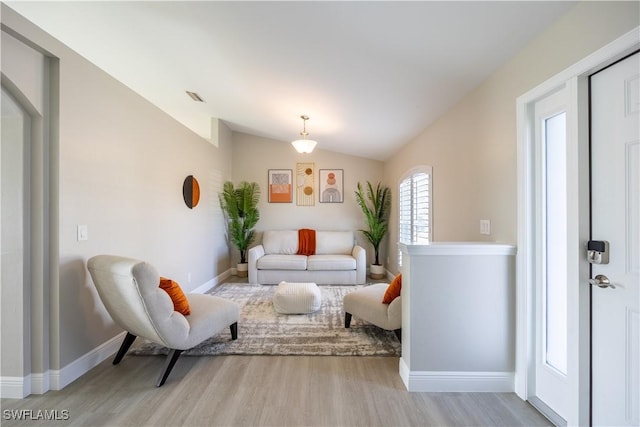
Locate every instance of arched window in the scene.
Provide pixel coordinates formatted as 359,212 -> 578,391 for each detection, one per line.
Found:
398,166 -> 432,266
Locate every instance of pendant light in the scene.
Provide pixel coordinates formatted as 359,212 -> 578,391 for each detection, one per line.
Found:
291,115 -> 317,154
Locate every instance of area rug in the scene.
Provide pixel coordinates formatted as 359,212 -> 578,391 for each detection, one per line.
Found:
130,283 -> 401,357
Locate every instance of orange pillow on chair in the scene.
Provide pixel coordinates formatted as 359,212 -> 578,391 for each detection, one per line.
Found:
159,277 -> 191,315
382,274 -> 402,304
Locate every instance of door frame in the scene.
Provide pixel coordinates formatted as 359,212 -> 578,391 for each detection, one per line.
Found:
516,27 -> 640,426
0,33 -> 58,397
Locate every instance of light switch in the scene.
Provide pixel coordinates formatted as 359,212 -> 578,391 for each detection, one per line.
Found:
77,225 -> 88,241
480,220 -> 491,235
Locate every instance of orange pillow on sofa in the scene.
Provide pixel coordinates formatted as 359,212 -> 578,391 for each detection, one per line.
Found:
382,274 -> 402,304
159,277 -> 191,315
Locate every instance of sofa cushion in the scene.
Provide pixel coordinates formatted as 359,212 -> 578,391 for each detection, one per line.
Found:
316,231 -> 354,255
256,254 -> 307,270
307,254 -> 356,271
262,230 -> 298,255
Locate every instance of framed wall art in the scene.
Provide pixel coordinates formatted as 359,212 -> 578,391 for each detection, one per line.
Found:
319,169 -> 344,203
296,162 -> 315,206
268,169 -> 293,203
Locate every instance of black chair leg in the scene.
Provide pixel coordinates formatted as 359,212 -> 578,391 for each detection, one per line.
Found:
113,332 -> 137,365
394,329 -> 402,342
230,322 -> 238,340
345,312 -> 352,328
156,349 -> 183,387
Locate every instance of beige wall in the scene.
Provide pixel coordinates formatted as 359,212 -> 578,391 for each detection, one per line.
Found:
231,132 -> 384,265
2,5 -> 234,372
383,1 -> 639,275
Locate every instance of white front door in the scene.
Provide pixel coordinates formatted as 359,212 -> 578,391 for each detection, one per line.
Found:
590,51 -> 640,427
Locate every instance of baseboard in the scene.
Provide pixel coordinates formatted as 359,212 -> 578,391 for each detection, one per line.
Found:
0,376 -> 30,399
2,333 -> 126,398
399,358 -> 514,392
192,279 -> 215,294
191,269 -> 232,294
31,371 -> 50,394
1,371 -> 57,398
528,396 -> 567,427
50,331 -> 126,391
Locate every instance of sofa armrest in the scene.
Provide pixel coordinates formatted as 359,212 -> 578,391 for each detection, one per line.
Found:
352,245 -> 366,284
248,245 -> 265,284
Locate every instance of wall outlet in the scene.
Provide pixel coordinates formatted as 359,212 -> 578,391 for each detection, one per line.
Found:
480,220 -> 491,235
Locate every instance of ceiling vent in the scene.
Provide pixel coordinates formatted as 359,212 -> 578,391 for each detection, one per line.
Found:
186,91 -> 204,102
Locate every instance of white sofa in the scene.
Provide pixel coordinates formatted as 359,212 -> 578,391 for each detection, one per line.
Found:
248,230 -> 366,285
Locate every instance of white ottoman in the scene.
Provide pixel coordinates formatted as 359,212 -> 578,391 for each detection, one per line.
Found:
273,281 -> 322,314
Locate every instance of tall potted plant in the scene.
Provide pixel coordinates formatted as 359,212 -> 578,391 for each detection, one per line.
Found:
354,181 -> 391,280
219,181 -> 260,277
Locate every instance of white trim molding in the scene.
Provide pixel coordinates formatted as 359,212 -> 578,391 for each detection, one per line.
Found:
0,332 -> 125,398
51,331 -> 126,391
0,376 -> 30,399
401,242 -> 516,256
399,359 -> 514,392
30,372 -> 50,395
191,268 -> 232,294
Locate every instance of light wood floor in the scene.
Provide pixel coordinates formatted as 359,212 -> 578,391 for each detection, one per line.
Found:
1,355 -> 550,427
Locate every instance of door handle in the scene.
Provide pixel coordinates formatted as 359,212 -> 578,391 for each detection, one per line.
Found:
589,274 -> 616,289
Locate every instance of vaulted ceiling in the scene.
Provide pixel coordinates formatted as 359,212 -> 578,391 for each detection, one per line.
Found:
6,1 -> 574,160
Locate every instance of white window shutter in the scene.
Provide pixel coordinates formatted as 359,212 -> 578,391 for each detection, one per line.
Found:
398,168 -> 432,266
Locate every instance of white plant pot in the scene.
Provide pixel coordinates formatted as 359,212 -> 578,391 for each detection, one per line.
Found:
369,264 -> 385,280
236,262 -> 248,278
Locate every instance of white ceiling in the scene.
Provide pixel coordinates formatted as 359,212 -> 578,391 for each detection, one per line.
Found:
6,1 -> 574,160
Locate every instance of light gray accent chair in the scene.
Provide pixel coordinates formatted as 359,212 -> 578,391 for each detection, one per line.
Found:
343,283 -> 402,341
87,255 -> 240,387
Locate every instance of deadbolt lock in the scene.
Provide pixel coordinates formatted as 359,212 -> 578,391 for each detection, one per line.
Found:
587,240 -> 609,264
